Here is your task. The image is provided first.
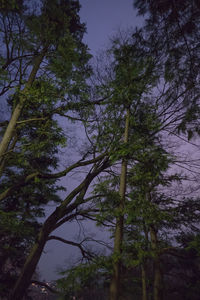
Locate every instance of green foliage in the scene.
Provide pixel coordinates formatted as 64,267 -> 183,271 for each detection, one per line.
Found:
0,1 -> 200,298
134,0 -> 200,138
0,0 -> 24,12
186,234 -> 200,256
110,39 -> 157,107
0,210 -> 35,237
56,256 -> 111,299
0,0 -> 91,297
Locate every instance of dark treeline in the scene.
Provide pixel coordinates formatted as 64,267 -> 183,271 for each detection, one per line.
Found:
0,0 -> 200,299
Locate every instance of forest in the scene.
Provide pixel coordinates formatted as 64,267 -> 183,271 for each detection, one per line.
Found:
0,0 -> 200,299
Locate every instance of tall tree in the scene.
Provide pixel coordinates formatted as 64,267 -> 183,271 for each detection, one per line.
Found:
86,26 -> 200,299
107,33 -> 159,300
0,0 -> 89,168
83,33 -> 160,300
133,0 -> 200,137
0,0 -> 102,298
109,108 -> 130,300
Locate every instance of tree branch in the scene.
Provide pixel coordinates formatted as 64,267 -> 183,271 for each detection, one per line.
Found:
30,280 -> 60,294
48,235 -> 94,259
0,153 -> 109,202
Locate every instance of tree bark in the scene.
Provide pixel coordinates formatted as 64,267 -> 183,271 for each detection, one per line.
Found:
141,222 -> 149,300
109,108 -> 130,300
141,264 -> 148,300
0,130 -> 18,177
0,47 -> 48,169
150,226 -> 163,300
8,225 -> 50,300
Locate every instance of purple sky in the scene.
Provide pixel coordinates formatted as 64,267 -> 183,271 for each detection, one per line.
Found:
80,0 -> 143,54
38,0 -> 143,281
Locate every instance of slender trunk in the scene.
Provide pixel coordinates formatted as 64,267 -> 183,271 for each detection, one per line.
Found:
141,223 -> 149,300
0,131 -> 18,177
141,264 -> 148,300
150,226 -> 163,300
0,48 -> 48,167
109,108 -> 130,300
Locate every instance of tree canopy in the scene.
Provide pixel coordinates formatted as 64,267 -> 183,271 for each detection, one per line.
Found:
1,1 -> 200,300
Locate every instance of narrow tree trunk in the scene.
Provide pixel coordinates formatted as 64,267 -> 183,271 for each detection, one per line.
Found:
0,131 -> 18,177
141,221 -> 149,300
150,226 -> 163,300
109,108 -> 130,300
141,264 -> 148,300
0,48 -> 47,167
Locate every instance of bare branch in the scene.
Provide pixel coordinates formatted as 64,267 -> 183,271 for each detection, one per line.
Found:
30,280 -> 60,294
48,235 -> 95,259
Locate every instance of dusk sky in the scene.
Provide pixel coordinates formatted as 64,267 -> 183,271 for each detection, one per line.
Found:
80,0 -> 143,55
38,0 -> 143,281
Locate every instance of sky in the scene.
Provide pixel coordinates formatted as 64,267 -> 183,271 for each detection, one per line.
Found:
38,0 -> 143,281
80,0 -> 143,55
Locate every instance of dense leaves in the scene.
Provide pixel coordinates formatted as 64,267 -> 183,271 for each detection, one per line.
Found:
0,0 -> 91,297
1,1 -> 200,299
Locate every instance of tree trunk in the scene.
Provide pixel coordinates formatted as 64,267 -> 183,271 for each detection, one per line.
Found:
0,47 -> 48,168
141,264 -> 148,300
8,222 -> 51,300
9,157 -> 109,299
0,131 -> 18,177
142,221 -> 150,300
150,226 -> 163,300
109,108 -> 130,300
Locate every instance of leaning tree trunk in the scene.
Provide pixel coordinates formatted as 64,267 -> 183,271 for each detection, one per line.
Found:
8,216 -> 54,300
0,130 -> 18,177
9,157 -> 109,300
0,47 -> 48,171
150,226 -> 163,300
109,108 -> 130,300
